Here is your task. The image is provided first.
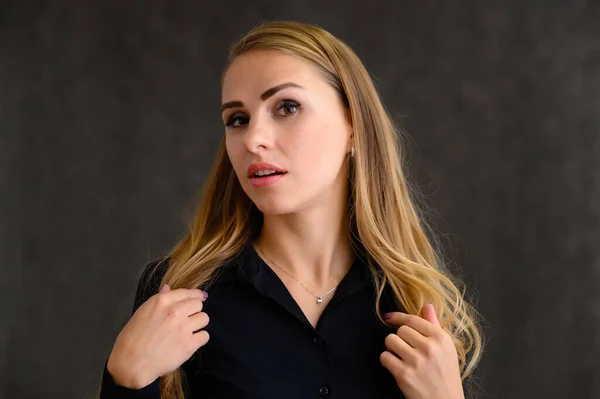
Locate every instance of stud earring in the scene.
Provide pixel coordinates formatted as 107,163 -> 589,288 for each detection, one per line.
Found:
350,146 -> 355,158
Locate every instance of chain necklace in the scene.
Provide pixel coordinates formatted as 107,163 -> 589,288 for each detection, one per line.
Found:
255,244 -> 338,304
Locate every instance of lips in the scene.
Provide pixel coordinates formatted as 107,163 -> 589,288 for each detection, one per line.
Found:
247,162 -> 287,178
249,172 -> 286,188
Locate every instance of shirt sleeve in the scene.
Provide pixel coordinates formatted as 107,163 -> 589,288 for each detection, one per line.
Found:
99,258 -> 170,399
100,359 -> 161,399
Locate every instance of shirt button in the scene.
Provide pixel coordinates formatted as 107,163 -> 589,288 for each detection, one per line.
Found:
318,386 -> 329,396
313,336 -> 323,345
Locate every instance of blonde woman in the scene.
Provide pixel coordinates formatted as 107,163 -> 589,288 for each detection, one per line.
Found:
99,20 -> 483,399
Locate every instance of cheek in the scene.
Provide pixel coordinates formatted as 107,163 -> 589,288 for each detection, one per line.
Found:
225,135 -> 245,178
288,120 -> 345,174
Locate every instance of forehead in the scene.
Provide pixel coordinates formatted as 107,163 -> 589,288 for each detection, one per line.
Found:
221,50 -> 322,101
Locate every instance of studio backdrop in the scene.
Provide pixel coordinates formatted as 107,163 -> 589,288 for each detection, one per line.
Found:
1,1 -> 599,398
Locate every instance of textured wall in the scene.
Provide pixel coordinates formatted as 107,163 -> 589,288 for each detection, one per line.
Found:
1,1 -> 599,398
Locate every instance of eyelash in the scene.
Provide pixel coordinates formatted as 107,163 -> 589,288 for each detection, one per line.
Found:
225,99 -> 301,128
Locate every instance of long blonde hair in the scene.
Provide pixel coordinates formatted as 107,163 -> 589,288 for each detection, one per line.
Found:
141,20 -> 482,399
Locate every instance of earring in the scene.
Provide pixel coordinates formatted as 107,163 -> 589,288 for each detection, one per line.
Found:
350,146 -> 355,158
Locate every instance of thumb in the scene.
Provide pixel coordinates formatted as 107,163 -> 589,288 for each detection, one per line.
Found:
421,303 -> 440,326
160,284 -> 171,293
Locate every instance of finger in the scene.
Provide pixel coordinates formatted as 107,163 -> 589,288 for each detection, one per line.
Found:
421,303 -> 440,326
380,350 -> 407,378
160,288 -> 208,303
384,333 -> 417,363
188,311 -> 210,333
191,329 -> 210,348
176,297 -> 205,317
384,312 -> 438,337
396,324 -> 428,349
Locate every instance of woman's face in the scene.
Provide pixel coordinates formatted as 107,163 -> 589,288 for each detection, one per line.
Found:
222,50 -> 353,215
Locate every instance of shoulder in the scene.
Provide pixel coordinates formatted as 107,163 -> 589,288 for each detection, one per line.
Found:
130,244 -> 252,313
139,256 -> 170,286
131,256 -> 170,315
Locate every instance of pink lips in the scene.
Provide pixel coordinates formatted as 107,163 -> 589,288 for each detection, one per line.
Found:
247,162 -> 287,177
250,173 -> 286,188
247,162 -> 287,188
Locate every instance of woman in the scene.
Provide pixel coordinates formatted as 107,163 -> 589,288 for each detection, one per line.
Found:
99,20 -> 483,399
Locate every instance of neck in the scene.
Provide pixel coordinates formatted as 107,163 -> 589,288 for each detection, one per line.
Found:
254,202 -> 354,289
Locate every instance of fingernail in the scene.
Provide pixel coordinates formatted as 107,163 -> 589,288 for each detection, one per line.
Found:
202,291 -> 209,299
383,312 -> 393,319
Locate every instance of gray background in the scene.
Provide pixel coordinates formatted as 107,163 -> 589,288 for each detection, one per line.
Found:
1,1 -> 599,398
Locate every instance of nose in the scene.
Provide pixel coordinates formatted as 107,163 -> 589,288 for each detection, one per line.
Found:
243,114 -> 275,154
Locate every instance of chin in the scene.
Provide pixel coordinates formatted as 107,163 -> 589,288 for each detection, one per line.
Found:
251,196 -> 300,216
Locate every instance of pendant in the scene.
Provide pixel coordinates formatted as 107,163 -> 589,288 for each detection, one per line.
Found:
317,297 -> 323,304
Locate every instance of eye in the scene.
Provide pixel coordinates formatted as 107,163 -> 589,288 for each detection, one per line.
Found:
275,100 -> 300,116
225,112 -> 249,128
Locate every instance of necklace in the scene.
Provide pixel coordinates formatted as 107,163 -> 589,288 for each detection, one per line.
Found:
255,244 -> 338,305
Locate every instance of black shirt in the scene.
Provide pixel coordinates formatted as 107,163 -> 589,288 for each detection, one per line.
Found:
100,241 -> 405,398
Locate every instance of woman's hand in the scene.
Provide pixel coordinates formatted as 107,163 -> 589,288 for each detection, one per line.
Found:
107,284 -> 210,389
380,304 -> 464,399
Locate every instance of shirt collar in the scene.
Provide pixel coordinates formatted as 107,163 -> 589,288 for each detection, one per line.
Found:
235,241 -> 372,296
237,240 -> 370,276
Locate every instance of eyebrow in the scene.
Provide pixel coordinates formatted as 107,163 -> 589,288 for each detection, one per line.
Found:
221,82 -> 304,113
